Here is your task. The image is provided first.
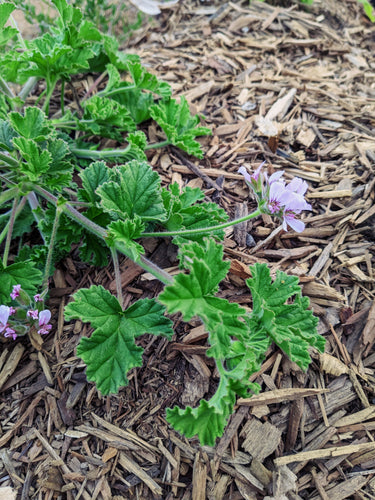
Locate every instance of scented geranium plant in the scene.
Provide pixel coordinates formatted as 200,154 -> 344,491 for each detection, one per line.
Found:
0,0 -> 325,445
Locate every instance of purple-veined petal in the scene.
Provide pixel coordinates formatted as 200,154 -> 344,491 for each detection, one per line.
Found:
39,310 -> 51,326
283,213 -> 305,232
238,166 -> 252,184
0,305 -> 10,332
287,177 -> 308,195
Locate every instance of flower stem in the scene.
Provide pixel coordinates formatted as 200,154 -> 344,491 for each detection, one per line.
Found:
141,209 -> 262,239
70,147 -> 130,160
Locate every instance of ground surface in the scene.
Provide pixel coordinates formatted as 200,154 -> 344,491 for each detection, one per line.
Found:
1,0 -> 375,499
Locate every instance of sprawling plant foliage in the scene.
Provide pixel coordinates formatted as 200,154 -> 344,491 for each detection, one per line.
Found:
0,0 -> 325,446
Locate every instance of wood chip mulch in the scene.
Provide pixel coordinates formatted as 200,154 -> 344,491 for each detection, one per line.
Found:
1,0 -> 375,498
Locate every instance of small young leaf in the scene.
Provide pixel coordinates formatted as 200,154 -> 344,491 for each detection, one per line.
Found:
107,218 -> 145,262
81,96 -> 136,140
9,107 -> 50,141
150,97 -> 211,158
13,137 -> 52,181
127,61 -> 172,99
0,119 -> 17,152
97,160 -> 166,222
0,3 -> 18,46
78,161 -> 110,204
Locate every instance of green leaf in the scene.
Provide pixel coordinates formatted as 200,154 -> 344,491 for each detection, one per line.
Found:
166,375 -> 237,446
115,89 -> 153,124
97,160 -> 166,222
127,61 -> 172,99
78,161 -> 110,204
44,138 -> 73,190
0,3 -> 18,46
9,107 -> 50,140
82,95 -> 136,140
65,287 -> 174,394
0,119 -> 17,151
159,239 -> 247,359
0,261 -> 43,303
13,137 -> 52,181
245,263 -> 324,370
108,218 -> 145,262
52,0 -> 83,26
150,97 -> 211,158
161,183 -> 228,241
65,285 -> 122,329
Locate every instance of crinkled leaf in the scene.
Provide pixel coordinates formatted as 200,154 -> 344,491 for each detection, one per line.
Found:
52,0 -> 83,26
82,95 -> 136,140
0,3 -> 17,46
65,287 -> 173,394
78,161 -> 109,204
97,160 -> 166,222
13,137 -> 52,181
245,263 -> 324,370
0,119 -> 16,151
65,285 -> 122,329
9,107 -> 50,141
127,61 -> 172,98
0,261 -> 43,303
114,88 -> 153,124
161,183 -> 228,241
159,240 -> 247,359
150,97 -> 211,158
166,375 -> 236,446
108,218 -> 145,262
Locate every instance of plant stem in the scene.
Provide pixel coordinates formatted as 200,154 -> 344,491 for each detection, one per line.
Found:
141,209 -> 262,239
71,147 -> 130,160
110,247 -> 124,306
144,140 -> 171,150
2,195 -> 21,267
96,84 -> 136,99
0,76 -> 15,99
18,77 -> 38,102
31,184 -> 174,284
0,196 -> 27,247
0,152 -> 19,168
42,204 -> 62,290
43,75 -> 58,115
0,187 -> 20,207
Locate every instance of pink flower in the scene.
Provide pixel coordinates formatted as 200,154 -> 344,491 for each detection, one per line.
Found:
34,294 -> 42,302
239,164 -> 312,232
0,305 -> 10,333
4,327 -> 17,340
38,310 -> 52,335
27,309 -> 39,320
10,284 -> 21,300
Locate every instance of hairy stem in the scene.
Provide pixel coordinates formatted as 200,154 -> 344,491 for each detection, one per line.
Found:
42,204 -> 62,290
141,209 -> 262,239
0,152 -> 19,169
31,185 -> 174,284
2,195 -> 22,267
144,140 -> 171,150
110,247 -> 124,306
0,76 -> 15,99
18,77 -> 38,102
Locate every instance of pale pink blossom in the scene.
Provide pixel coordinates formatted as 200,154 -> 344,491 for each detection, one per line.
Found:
10,284 -> 21,300
0,305 -> 10,333
38,310 -> 52,335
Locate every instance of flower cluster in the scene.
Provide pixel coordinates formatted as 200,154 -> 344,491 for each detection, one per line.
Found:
239,163 -> 312,232
0,285 -> 52,341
